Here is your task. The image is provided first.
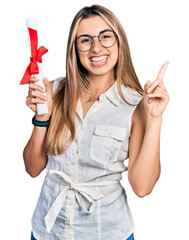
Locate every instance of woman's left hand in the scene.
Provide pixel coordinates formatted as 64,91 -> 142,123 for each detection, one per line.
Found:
143,61 -> 170,119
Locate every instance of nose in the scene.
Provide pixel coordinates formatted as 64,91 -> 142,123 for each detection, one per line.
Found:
91,36 -> 103,53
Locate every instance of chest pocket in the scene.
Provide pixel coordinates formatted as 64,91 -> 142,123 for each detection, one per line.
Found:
90,125 -> 127,165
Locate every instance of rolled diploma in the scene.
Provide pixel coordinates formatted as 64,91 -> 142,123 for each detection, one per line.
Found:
26,17 -> 48,115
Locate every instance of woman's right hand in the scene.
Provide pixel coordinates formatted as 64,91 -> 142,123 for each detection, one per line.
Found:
25,77 -> 54,121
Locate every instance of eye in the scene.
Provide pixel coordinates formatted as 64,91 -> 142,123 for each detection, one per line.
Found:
102,35 -> 111,39
80,38 -> 91,44
100,32 -> 114,41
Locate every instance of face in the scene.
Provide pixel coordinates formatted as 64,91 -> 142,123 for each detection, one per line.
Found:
76,15 -> 118,79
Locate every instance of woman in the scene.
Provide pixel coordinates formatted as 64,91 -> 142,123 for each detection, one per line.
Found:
24,4 -> 170,240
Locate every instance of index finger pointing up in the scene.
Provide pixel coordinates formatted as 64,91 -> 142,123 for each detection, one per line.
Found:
157,61 -> 170,81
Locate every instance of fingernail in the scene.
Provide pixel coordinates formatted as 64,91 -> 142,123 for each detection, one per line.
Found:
42,88 -> 45,92
147,88 -> 151,93
148,98 -> 152,103
148,94 -> 152,97
35,77 -> 39,81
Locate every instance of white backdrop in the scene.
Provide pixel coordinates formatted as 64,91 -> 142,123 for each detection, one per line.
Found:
1,0 -> 189,239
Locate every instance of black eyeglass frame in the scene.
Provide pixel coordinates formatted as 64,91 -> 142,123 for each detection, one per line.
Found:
75,29 -> 117,52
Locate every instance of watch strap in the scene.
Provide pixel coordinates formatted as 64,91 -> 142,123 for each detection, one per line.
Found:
32,116 -> 51,127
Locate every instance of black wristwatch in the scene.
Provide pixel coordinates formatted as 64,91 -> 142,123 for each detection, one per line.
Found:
32,116 -> 51,128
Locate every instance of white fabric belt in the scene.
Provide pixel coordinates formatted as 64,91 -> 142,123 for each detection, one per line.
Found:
44,169 -> 120,233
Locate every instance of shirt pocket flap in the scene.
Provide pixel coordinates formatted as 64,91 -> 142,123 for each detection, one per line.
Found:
94,125 -> 126,141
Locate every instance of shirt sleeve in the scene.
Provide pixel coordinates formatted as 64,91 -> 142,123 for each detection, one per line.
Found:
124,86 -> 144,135
124,86 -> 143,105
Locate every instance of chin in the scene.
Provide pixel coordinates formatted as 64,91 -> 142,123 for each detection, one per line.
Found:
89,70 -> 112,77
88,65 -> 114,77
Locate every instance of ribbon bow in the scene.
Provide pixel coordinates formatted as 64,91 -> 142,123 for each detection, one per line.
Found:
44,170 -> 120,233
20,27 -> 48,85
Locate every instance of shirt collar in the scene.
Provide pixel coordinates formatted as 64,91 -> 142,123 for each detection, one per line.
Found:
99,80 -> 121,107
76,80 -> 122,111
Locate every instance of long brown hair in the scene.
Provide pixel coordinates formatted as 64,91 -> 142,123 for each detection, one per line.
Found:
44,5 -> 143,155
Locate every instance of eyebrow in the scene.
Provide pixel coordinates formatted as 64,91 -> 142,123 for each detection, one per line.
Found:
76,29 -> 112,39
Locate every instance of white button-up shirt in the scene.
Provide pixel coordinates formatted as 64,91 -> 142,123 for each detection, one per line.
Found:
31,77 -> 143,240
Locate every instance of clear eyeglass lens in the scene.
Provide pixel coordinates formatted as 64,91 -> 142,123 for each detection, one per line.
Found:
100,31 -> 115,48
77,37 -> 93,52
77,31 -> 115,52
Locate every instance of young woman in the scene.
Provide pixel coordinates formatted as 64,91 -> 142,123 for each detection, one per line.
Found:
24,4 -> 170,240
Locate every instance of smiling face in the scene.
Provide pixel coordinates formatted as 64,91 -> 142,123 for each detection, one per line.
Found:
76,15 -> 118,79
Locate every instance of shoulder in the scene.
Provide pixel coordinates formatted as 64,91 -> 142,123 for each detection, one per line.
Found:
121,84 -> 143,106
51,77 -> 65,94
131,98 -> 146,133
120,84 -> 146,132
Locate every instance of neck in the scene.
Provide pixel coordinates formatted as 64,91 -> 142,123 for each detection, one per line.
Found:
88,72 -> 116,97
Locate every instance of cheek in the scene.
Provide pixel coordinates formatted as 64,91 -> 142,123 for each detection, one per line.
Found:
78,52 -> 88,66
112,43 -> 118,60
112,47 -> 118,64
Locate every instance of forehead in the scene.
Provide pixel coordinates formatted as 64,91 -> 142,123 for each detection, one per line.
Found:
77,15 -> 112,36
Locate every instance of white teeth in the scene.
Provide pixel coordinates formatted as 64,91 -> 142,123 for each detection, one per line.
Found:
91,56 -> 108,62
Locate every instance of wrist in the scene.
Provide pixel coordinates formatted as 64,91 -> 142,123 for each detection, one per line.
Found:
35,114 -> 51,121
32,115 -> 51,128
146,115 -> 162,127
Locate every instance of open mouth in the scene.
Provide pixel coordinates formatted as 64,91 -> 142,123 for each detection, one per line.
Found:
90,55 -> 108,66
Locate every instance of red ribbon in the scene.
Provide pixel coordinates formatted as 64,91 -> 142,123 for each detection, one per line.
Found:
20,27 -> 48,85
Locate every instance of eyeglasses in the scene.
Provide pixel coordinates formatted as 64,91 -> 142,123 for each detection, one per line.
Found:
76,29 -> 117,52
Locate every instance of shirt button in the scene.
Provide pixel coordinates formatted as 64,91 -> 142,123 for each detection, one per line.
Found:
72,160 -> 76,165
69,202 -> 73,206
99,94 -> 105,101
66,220 -> 70,224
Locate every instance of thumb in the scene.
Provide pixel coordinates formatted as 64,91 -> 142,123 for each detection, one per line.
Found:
43,78 -> 51,93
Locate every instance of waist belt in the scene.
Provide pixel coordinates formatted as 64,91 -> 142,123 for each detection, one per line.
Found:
44,169 -> 120,233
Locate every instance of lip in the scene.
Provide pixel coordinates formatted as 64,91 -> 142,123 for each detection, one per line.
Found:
89,54 -> 109,67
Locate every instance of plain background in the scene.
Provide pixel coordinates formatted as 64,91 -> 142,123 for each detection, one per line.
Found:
1,0 -> 189,239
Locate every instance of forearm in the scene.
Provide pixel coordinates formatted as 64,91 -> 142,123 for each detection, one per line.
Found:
23,124 -> 48,177
129,116 -> 162,196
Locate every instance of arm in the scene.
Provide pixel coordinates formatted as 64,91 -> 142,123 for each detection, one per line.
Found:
128,99 -> 162,197
23,78 -> 54,177
23,126 -> 48,178
128,61 -> 170,197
